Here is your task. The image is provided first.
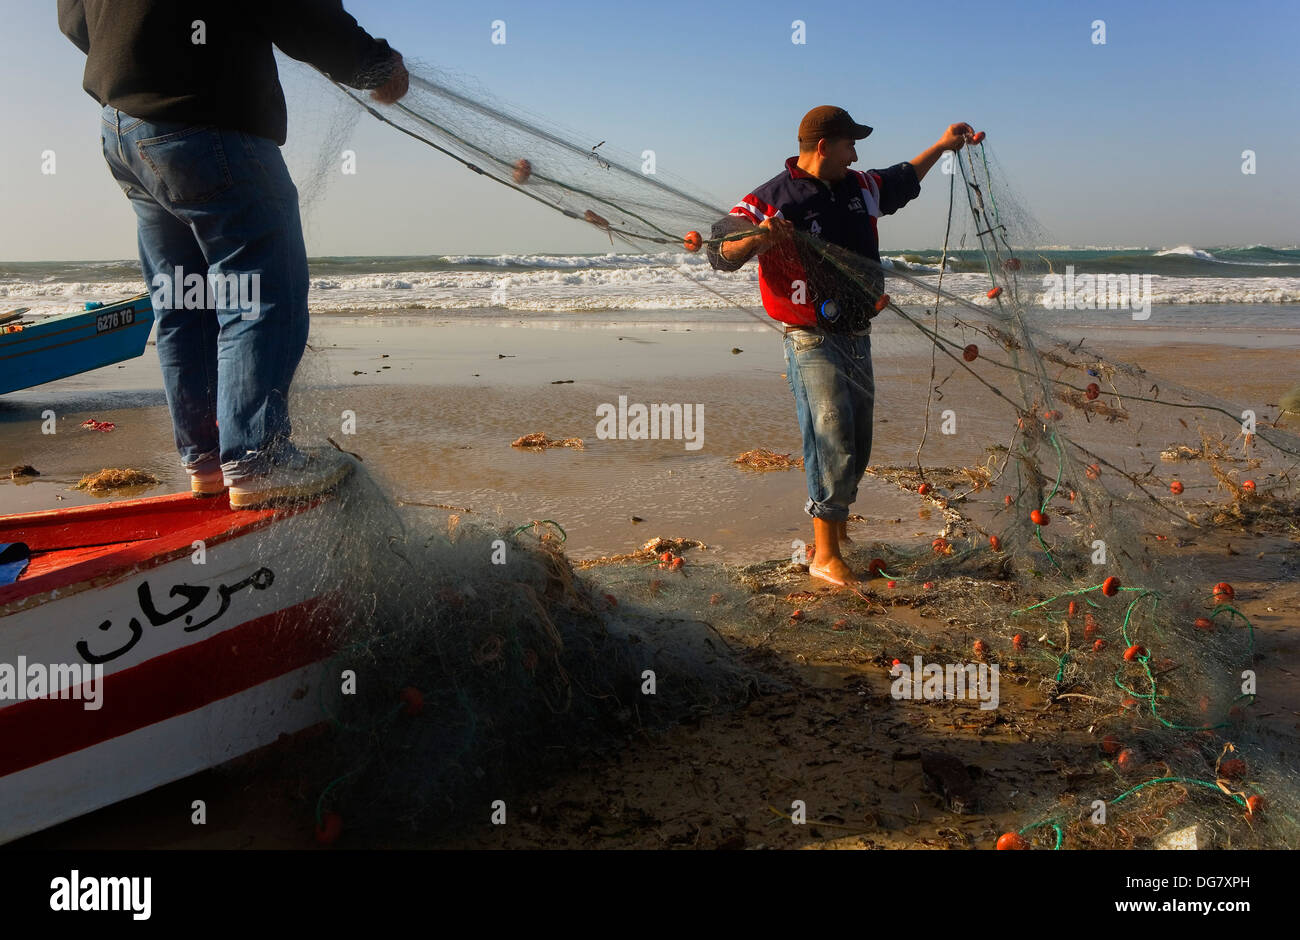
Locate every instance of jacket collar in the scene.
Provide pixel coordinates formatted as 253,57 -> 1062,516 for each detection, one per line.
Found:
785,156 -> 818,181
786,156 -> 844,191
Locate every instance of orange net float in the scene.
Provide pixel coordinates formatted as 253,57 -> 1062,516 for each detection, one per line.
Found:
1102,576 -> 1121,596
962,343 -> 979,361
683,231 -> 702,252
874,293 -> 891,312
996,832 -> 1027,850
1085,382 -> 1100,400
1116,747 -> 1144,773
987,286 -> 1003,299
971,131 -> 986,144
1030,509 -> 1048,526
1170,480 -> 1184,495
1212,581 -> 1235,602
512,158 -> 532,184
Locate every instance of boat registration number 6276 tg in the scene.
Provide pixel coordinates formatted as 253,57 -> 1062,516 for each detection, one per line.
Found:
95,308 -> 135,334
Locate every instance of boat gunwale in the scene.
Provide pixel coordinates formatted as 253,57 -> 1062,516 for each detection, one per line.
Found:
0,492 -> 320,615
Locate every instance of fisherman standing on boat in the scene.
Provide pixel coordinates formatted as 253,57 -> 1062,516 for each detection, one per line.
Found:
707,107 -> 974,586
58,1 -> 409,509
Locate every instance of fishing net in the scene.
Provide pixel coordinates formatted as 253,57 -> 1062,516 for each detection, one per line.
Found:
228,464 -> 768,838
261,61 -> 1299,847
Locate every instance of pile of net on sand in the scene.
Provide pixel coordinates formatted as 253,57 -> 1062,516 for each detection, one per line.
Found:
238,467 -> 767,837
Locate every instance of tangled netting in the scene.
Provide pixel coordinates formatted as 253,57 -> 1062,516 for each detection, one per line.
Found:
271,62 -> 1300,846
235,466 -> 768,837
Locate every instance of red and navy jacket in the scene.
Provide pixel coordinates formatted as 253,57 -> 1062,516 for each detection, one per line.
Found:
708,157 -> 920,330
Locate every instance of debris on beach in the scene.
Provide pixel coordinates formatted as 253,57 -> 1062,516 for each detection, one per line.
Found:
511,432 -> 584,450
1054,387 -> 1129,420
79,418 -> 115,432
866,464 -> 996,496
733,448 -> 803,472
74,468 -> 160,494
576,535 -> 706,568
10,465 -> 38,480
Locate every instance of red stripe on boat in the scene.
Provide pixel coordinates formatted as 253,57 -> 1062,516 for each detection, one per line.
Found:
0,595 -> 338,778
0,492 -> 313,608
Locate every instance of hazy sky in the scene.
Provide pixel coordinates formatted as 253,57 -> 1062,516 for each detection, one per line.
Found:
3,0 -> 1297,261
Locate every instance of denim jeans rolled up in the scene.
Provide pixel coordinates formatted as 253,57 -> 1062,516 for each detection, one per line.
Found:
783,329 -> 875,522
99,105 -> 310,484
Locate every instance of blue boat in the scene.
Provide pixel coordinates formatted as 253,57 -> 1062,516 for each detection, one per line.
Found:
0,294 -> 155,395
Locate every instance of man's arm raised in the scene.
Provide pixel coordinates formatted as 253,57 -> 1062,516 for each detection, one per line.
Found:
261,0 -> 406,99
909,123 -> 976,181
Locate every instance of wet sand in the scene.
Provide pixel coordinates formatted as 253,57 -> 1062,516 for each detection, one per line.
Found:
4,313 -> 1299,850
5,313 -> 1297,561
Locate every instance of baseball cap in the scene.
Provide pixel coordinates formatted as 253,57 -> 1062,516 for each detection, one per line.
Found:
798,106 -> 873,145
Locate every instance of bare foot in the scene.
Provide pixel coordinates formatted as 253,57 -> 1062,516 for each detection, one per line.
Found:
809,555 -> 858,586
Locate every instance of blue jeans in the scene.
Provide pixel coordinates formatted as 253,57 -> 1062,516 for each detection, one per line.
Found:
783,328 -> 875,522
99,105 -> 310,484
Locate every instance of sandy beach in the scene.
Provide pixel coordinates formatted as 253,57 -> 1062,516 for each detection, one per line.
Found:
5,311 -> 1299,850
6,312 -> 1297,559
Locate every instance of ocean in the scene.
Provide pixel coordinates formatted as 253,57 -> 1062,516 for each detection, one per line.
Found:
2,246 -> 1297,330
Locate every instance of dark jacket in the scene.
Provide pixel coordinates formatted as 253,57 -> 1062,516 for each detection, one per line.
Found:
708,158 -> 920,330
58,0 -> 396,145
